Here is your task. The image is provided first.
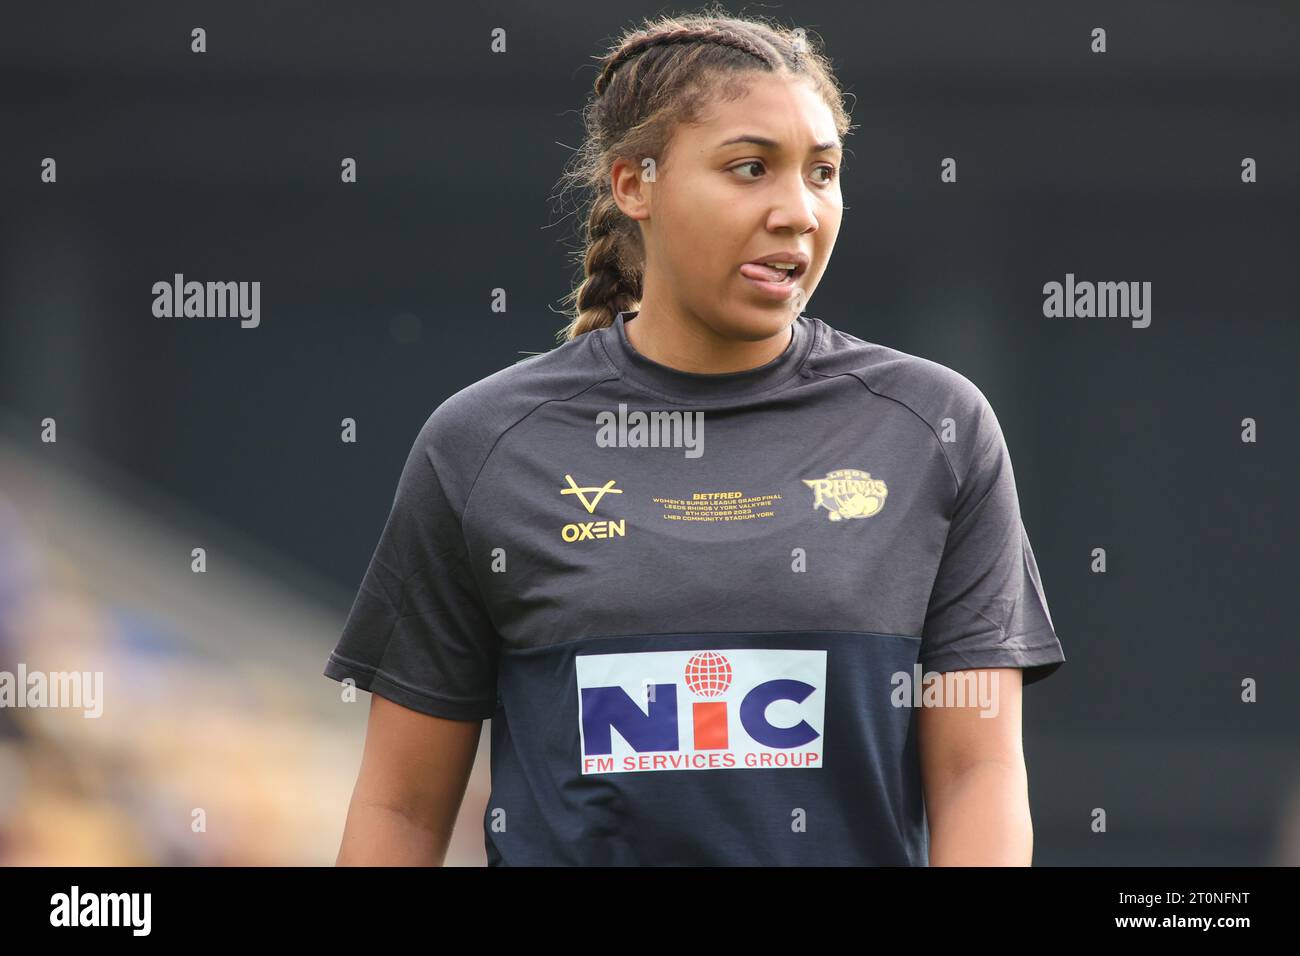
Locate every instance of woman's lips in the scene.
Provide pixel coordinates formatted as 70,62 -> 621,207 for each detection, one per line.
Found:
739,263 -> 799,299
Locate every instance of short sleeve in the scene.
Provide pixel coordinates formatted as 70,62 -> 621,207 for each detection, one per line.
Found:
323,418 -> 501,720
919,388 -> 1065,686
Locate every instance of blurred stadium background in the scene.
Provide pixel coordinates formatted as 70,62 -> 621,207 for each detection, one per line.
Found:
0,417 -> 492,864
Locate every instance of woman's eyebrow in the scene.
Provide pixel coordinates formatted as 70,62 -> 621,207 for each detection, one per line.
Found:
717,134 -> 842,153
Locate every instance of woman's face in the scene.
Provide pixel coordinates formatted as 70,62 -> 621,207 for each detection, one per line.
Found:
614,72 -> 844,341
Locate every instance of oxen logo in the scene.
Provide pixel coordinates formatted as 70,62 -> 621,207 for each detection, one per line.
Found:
802,467 -> 888,521
560,473 -> 625,542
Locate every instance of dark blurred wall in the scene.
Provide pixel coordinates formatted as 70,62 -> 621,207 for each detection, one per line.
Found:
1,0 -> 1297,864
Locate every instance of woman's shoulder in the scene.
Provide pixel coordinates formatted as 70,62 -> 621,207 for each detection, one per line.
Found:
806,316 -> 994,421
410,326 -> 611,466
807,316 -> 1017,494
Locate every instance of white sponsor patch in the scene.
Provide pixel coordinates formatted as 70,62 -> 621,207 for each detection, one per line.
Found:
575,648 -> 826,774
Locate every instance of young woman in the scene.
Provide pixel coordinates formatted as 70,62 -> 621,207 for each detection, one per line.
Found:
325,10 -> 1065,866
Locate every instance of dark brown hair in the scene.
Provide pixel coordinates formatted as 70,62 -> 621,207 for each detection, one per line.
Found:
551,5 -> 854,343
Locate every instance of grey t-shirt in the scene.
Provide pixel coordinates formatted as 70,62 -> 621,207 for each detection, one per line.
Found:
324,310 -> 1065,865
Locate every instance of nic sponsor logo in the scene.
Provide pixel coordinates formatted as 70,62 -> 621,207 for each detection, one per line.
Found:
576,648 -> 826,774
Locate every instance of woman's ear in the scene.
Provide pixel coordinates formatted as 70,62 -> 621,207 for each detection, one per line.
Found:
611,157 -> 653,222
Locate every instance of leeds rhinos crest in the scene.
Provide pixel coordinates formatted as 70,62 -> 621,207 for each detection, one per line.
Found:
802,468 -> 888,521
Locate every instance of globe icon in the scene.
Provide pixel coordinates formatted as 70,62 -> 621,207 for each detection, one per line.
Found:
684,652 -> 732,698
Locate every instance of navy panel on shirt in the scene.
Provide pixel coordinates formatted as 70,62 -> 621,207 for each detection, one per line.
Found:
486,631 -> 927,866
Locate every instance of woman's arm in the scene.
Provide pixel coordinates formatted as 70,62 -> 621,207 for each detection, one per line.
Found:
917,667 -> 1032,866
335,693 -> 483,866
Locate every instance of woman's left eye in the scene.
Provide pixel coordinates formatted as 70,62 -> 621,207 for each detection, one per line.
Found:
813,164 -> 839,184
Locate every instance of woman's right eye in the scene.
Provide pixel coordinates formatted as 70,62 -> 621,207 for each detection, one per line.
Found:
730,160 -> 765,179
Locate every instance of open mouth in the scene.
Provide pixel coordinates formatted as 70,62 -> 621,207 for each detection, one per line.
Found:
740,261 -> 806,284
